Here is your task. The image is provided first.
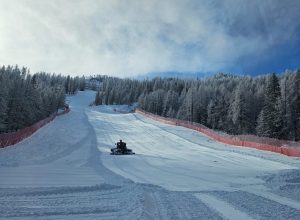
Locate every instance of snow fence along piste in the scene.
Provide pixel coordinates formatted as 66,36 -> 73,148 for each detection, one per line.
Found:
0,108 -> 70,148
135,109 -> 300,157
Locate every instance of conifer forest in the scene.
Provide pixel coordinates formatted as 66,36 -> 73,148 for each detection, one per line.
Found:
1,64 -> 299,141
0,65 -> 85,133
95,71 -> 300,141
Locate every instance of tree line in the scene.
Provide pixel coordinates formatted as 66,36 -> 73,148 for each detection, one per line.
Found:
0,65 -> 85,133
95,71 -> 300,141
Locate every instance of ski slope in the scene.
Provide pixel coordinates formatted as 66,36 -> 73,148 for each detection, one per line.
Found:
1,91 -> 300,219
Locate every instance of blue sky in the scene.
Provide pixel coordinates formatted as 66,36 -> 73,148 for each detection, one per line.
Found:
0,0 -> 299,77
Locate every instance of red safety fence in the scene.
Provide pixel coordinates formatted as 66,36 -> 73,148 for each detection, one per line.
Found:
136,108 -> 300,157
0,108 -> 70,148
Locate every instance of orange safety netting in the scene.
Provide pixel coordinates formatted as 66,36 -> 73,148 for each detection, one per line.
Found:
136,109 -> 300,157
0,108 -> 70,148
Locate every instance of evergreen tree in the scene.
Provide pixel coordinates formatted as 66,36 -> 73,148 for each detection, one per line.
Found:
290,70 -> 300,140
79,76 -> 86,91
256,73 -> 283,138
0,72 -> 8,132
95,90 -> 103,105
229,83 -> 251,134
162,90 -> 179,117
256,109 -> 269,136
0,65 -> 78,133
207,99 -> 218,129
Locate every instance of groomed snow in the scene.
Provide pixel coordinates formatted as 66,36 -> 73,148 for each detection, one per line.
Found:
88,105 -> 298,192
1,91 -> 300,219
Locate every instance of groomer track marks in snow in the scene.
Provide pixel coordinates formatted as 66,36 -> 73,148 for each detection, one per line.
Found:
1,91 -> 300,219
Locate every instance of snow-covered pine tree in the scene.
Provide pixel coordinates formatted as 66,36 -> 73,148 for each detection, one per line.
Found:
0,65 -> 79,133
229,83 -> 251,134
207,99 -> 218,129
95,90 -> 103,105
176,87 -> 189,121
0,68 -> 8,132
79,76 -> 86,91
162,90 -> 179,117
256,73 -> 283,138
290,70 -> 300,140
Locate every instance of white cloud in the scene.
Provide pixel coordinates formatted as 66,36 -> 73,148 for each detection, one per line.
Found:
0,0 -> 299,77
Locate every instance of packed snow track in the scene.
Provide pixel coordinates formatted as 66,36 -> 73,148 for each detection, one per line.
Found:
0,91 -> 300,219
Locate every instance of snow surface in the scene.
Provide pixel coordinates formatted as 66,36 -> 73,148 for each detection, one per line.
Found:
1,91 -> 300,219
